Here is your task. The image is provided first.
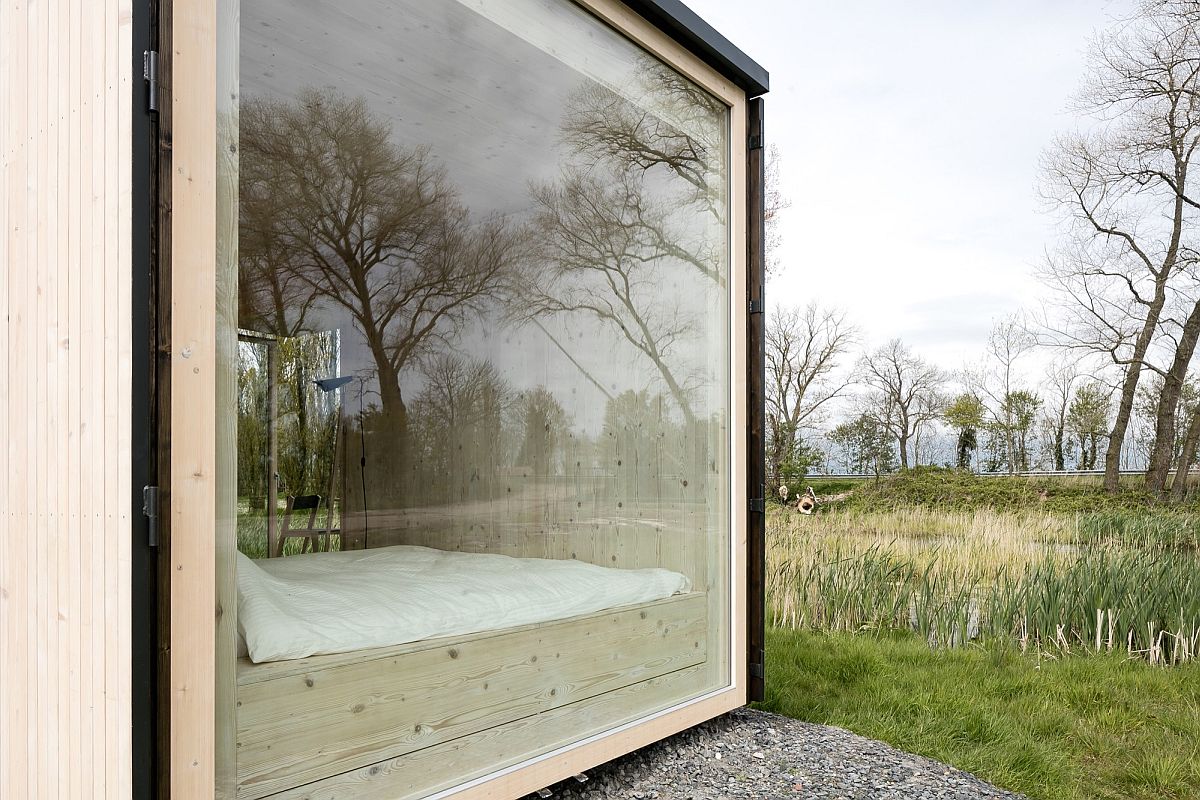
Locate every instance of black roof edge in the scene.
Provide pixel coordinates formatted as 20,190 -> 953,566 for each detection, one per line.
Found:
624,0 -> 769,97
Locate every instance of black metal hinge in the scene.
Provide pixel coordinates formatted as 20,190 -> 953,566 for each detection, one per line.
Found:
749,661 -> 765,679
749,497 -> 765,514
143,50 -> 159,113
749,283 -> 764,314
143,485 -> 160,547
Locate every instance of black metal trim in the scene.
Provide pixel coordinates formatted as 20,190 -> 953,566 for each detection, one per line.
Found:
623,0 -> 769,97
131,0 -> 159,796
745,97 -> 767,703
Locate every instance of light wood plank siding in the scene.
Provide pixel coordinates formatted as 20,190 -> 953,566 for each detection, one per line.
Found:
0,0 -> 135,798
171,0 -> 220,794
236,593 -> 708,799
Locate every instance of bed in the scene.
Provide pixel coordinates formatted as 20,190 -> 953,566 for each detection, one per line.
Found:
232,546 -> 707,799
237,545 -> 692,663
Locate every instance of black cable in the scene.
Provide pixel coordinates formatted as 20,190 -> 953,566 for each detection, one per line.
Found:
359,377 -> 369,547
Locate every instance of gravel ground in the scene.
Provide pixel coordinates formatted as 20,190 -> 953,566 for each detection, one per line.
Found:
529,708 -> 1026,800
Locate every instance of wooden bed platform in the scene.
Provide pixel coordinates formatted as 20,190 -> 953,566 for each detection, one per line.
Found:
234,591 -> 709,799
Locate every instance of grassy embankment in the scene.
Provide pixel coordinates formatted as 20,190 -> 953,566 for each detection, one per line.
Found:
761,469 -> 1200,799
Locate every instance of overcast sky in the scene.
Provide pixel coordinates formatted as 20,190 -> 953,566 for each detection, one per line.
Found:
684,0 -> 1132,370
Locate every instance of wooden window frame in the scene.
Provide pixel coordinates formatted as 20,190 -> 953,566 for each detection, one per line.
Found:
164,0 -> 749,797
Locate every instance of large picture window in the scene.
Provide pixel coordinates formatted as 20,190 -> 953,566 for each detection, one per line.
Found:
214,1 -> 735,796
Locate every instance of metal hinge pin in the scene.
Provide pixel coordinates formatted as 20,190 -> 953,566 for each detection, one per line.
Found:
143,50 -> 159,113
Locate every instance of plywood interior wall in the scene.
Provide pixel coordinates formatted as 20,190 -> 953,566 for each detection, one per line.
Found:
0,0 -> 134,798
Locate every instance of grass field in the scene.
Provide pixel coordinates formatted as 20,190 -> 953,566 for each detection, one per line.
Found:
236,501 -> 343,559
759,628 -> 1200,800
763,469 -> 1200,798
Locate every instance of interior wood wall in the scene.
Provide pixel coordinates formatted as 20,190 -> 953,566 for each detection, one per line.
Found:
0,1 -> 134,798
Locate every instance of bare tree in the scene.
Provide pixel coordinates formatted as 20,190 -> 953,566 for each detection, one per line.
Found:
963,316 -> 1036,473
765,303 -> 857,482
1042,358 -> 1082,471
524,68 -> 730,424
239,89 -> 528,503
1169,382 -> 1200,500
560,60 -> 727,230
410,354 -> 513,503
1040,0 -> 1200,493
1148,293 -> 1200,493
764,144 -> 790,277
856,339 -> 945,469
515,387 -> 569,478
527,168 -> 701,423
1067,382 -> 1112,470
990,317 -> 1036,472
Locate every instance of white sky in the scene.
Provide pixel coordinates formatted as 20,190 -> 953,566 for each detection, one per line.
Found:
685,0 -> 1132,371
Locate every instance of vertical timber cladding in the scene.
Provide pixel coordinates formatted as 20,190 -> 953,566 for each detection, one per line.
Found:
0,0 -> 135,797
169,2 -> 219,800
746,97 -> 767,703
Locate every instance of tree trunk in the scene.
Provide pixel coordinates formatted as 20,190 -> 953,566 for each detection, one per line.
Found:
768,416 -> 783,486
956,430 -> 973,469
1169,404 -> 1200,503
1005,427 -> 1016,475
1104,323 -> 1160,491
897,432 -> 909,470
365,345 -> 411,509
1124,164 -> 1189,493
1146,298 -> 1200,494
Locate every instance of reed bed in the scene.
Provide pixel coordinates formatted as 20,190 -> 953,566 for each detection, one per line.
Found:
768,507 -> 1200,664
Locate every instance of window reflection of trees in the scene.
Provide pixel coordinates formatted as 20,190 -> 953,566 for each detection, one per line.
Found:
526,62 -> 728,427
410,353 -> 512,504
239,89 -> 528,506
236,63 -> 727,528
559,61 -> 729,237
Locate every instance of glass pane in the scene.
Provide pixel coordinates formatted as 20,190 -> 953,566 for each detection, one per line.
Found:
217,0 -> 732,793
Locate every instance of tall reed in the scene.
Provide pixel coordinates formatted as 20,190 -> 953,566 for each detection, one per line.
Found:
768,507 -> 1200,664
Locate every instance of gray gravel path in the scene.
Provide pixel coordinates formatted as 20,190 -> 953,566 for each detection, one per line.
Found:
529,708 -> 1025,800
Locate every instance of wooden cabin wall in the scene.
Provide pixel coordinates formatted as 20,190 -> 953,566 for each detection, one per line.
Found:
0,0 -> 135,798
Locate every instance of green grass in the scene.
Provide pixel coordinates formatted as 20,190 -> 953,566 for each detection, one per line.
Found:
1077,511 -> 1200,552
759,627 -> 1200,800
236,503 -> 342,559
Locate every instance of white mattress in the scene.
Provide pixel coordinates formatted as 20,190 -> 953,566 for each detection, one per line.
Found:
237,545 -> 692,663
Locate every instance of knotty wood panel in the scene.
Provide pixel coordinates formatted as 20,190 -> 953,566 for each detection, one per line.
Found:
264,663 -> 718,800
0,0 -> 134,798
171,0 -> 220,798
236,592 -> 707,799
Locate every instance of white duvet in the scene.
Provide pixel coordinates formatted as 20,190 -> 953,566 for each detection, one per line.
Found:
237,545 -> 692,663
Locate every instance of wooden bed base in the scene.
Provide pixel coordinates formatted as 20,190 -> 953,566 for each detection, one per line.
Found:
234,592 -> 709,799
